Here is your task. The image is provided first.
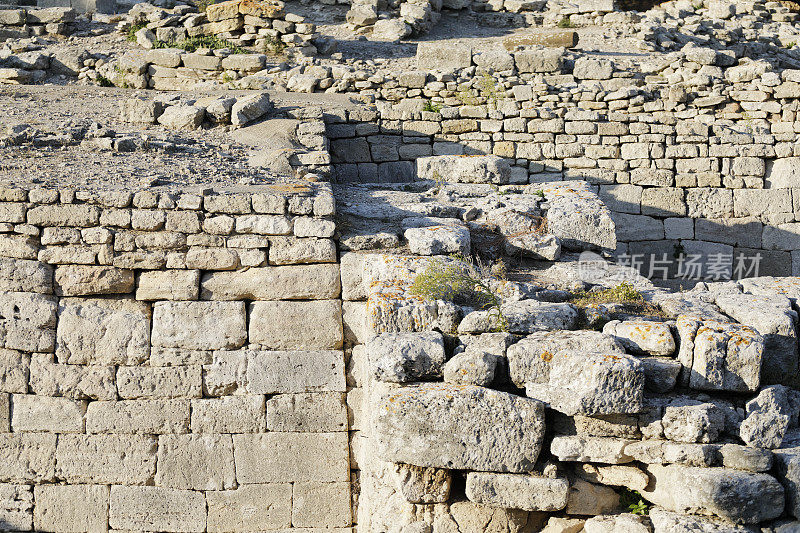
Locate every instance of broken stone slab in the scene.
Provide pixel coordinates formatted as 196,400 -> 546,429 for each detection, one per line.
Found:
575,463 -> 649,491
416,155 -> 511,185
565,479 -> 620,516
553,412 -> 641,439
537,181 -> 616,251
525,351 -> 645,416
625,441 -> 719,468
503,30 -> 578,50
465,472 -> 569,512
403,224 -> 471,256
54,265 -> 134,297
602,319 -> 676,356
740,385 -> 796,449
231,93 -> 271,126
774,448 -> 800,519
662,399 -> 725,444
642,464 -> 784,524
443,348 -> 498,387
366,331 -> 446,383
375,383 -> 545,472
392,463 -> 451,504
507,330 -> 624,388
157,104 -> 204,130
715,292 -> 799,387
639,357 -> 682,394
582,514 -> 649,533
648,508 -> 758,533
676,316 -> 763,393
550,436 -> 635,464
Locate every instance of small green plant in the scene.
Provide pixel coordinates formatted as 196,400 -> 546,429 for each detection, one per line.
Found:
96,74 -> 114,87
195,0 -> 217,12
154,35 -> 245,54
221,72 -> 235,84
571,282 -> 645,307
478,72 -> 502,106
533,189 -> 545,199
126,22 -> 147,42
557,15 -> 574,28
410,255 -> 508,332
621,489 -> 651,516
692,0 -> 704,10
786,41 -> 797,49
262,35 -> 286,55
456,85 -> 479,106
422,99 -> 442,113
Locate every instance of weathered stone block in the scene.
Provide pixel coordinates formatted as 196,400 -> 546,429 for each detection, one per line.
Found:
0,258 -> 52,294
392,463 -> 451,504
152,301 -> 246,350
291,482 -> 351,528
417,155 -> 510,184
34,484 -> 108,532
0,434 -> 56,483
602,319 -> 676,356
268,236 -> 336,264
248,300 -> 342,350
54,265 -> 134,296
514,47 -> 565,73
109,485 -> 206,532
29,354 -> 115,400
551,436 -> 635,464
26,205 -> 99,227
56,434 -> 156,484
206,484 -> 291,532
0,292 -> 57,353
246,350 -> 345,394
191,395 -> 265,433
232,432 -> 349,483
200,264 -> 340,300
56,298 -> 149,365
0,350 -> 28,394
117,366 -> 201,399
156,434 -> 235,490
10,394 -> 85,433
367,331 -> 446,383
266,392 -> 347,432
376,383 -> 545,472
85,399 -> 189,434
0,484 -> 32,531
136,270 -> 200,300
416,42 -> 472,70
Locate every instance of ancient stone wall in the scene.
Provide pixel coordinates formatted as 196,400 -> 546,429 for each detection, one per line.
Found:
0,182 -> 352,531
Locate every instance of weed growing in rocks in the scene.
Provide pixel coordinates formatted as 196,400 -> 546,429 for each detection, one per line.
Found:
126,22 -> 147,42
422,100 -> 442,113
621,489 -> 651,515
155,36 -> 246,54
410,255 -> 509,332
557,15 -> 574,28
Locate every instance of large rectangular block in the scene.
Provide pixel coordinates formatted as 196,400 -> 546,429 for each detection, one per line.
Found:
0,292 -> 57,353
0,258 -> 53,294
191,396 -> 265,433
156,434 -> 235,490
117,366 -> 201,399
85,399 -> 190,434
56,298 -> 150,365
292,482 -> 351,528
10,394 -> 85,433
0,484 -> 32,531
416,42 -> 472,71
33,484 -> 108,532
267,237 -> 337,265
56,434 -> 156,484
248,300 -> 342,350
27,205 -> 99,227
0,433 -> 56,483
109,486 -> 205,532
54,265 -> 135,297
200,264 -> 341,300
152,301 -> 246,350
246,350 -> 346,394
206,484 -> 291,532
29,354 -> 115,400
136,270 -> 200,301
232,432 -> 349,483
266,392 -> 348,432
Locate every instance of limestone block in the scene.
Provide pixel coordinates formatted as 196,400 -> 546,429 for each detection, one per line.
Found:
26,205 -> 99,227
639,356 -> 682,393
56,298 -> 149,365
152,301 -> 246,350
642,464 -> 784,524
117,366 -> 201,399
191,395 -> 265,433
514,47 -> 565,73
405,224 -> 471,256
739,385 -> 795,449
232,432 -> 349,483
206,484 -> 291,532
507,330 -> 623,388
109,485 -> 206,532
443,349 -> 499,387
465,472 -> 569,512
85,399 -> 189,434
200,264 -> 340,300
575,463 -> 649,491
266,392 -> 347,432
0,292 -> 57,353
648,508 -> 755,533
0,258 -> 52,294
774,448 -> 800,519
56,434 -> 156,484
230,92 -> 271,125
268,236 -> 337,264
202,350 -> 246,396
366,331 -> 446,383
550,436 -> 635,464
662,399 -> 725,444
33,484 -> 108,532
0,350 -> 27,394
392,463 -> 452,504
525,351 -> 645,416
0,235 -> 38,260
0,434 -> 56,483
416,42 -> 472,71
582,514 -> 649,533
573,57 -> 613,80
10,394 -> 85,433
676,315 -> 763,392
248,300 -> 342,350
291,482 -> 351,528
157,105 -> 204,131
417,155 -> 510,184
602,319 -> 676,356
720,444 -> 772,473
136,270 -> 200,300
544,181 -> 616,250
0,484 -> 32,531
234,214 -> 291,235
54,265 -> 134,296
246,350 -> 345,394
565,479 -> 619,516
156,434 -> 235,490
612,213 -> 664,241
767,157 -> 800,189
376,383 -> 545,472
206,0 -> 239,21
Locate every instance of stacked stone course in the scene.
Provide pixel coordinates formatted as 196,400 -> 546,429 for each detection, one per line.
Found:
0,182 -> 352,531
